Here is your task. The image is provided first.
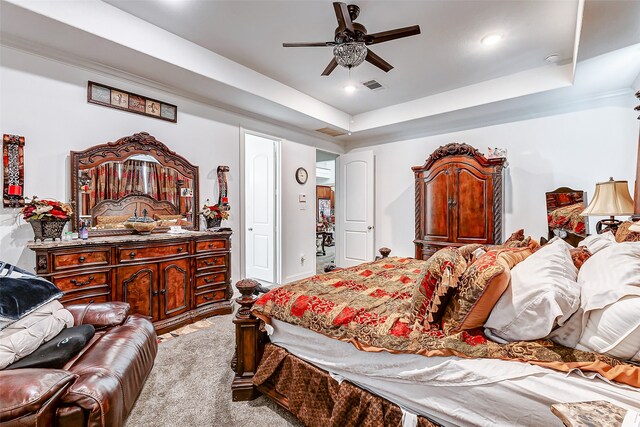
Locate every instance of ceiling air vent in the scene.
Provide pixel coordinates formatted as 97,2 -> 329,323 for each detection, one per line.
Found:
362,79 -> 384,91
315,127 -> 347,137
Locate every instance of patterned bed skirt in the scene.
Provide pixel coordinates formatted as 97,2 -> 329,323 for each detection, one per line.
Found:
252,343 -> 441,427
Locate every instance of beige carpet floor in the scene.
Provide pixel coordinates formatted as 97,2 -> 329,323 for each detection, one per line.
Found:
126,314 -> 303,427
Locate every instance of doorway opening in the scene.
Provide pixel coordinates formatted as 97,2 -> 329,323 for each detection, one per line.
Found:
316,150 -> 338,274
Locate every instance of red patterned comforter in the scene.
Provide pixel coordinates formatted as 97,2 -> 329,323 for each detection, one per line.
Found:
253,257 -> 640,388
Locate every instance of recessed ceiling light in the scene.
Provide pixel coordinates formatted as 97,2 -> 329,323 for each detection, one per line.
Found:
344,85 -> 356,93
481,33 -> 504,46
545,54 -> 560,63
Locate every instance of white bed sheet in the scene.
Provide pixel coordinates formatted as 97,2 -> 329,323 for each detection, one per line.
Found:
269,319 -> 640,427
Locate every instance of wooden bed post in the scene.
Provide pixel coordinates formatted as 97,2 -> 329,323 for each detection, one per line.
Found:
632,90 -> 640,221
231,279 -> 265,401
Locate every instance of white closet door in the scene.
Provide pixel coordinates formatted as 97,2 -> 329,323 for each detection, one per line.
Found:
245,134 -> 275,284
335,150 -> 375,267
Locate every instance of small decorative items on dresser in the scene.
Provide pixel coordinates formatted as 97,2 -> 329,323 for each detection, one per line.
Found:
21,197 -> 73,242
2,134 -> 25,208
202,200 -> 229,229
125,209 -> 157,234
581,177 -> 634,234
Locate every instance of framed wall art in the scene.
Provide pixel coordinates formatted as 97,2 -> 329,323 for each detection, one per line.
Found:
2,134 -> 26,208
87,81 -> 177,123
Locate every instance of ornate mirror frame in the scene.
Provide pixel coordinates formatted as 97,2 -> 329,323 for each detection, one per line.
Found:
70,132 -> 200,235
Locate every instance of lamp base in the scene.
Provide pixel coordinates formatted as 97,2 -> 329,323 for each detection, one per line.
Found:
596,217 -> 622,235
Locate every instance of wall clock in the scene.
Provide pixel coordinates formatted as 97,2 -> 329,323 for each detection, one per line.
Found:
295,167 -> 308,185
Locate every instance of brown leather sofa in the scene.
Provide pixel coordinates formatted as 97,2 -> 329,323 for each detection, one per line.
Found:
0,302 -> 157,427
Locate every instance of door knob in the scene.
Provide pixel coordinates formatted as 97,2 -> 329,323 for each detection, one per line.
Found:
367,226 -> 373,230
248,227 -> 253,231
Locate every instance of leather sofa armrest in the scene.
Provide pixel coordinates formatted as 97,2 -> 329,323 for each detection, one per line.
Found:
0,369 -> 76,423
66,302 -> 130,328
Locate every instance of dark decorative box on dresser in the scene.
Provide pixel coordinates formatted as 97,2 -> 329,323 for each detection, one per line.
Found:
413,143 -> 506,260
28,231 -> 232,334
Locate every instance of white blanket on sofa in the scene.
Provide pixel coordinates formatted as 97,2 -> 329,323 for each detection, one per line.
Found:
0,300 -> 73,369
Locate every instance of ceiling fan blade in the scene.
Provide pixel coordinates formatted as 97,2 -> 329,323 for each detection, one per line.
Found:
333,2 -> 354,33
365,50 -> 393,72
365,25 -> 421,45
321,58 -> 338,76
283,42 -> 335,47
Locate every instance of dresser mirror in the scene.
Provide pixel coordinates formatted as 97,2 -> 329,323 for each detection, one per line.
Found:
70,132 -> 200,234
545,187 -> 588,246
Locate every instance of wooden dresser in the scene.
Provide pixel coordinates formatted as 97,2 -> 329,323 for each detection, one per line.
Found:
413,143 -> 506,260
28,231 -> 232,333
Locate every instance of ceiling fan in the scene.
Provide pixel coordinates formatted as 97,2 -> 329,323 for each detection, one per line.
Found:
283,2 -> 421,76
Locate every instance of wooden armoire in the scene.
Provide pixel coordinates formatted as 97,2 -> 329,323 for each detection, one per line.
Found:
413,143 -> 506,260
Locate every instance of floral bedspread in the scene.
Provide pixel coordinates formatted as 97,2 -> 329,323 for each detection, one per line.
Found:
548,202 -> 586,235
253,257 -> 640,389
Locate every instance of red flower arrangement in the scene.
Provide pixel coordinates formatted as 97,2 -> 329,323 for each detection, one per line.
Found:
201,201 -> 229,221
21,197 -> 73,222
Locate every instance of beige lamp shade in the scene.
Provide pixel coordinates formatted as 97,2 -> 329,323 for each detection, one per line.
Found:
581,178 -> 634,216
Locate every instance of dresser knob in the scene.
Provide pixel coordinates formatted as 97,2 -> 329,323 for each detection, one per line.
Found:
208,243 -> 214,248
78,256 -> 86,263
177,247 -> 184,253
129,252 -> 136,259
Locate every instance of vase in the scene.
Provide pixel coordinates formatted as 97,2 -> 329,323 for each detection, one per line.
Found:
29,218 -> 68,242
205,217 -> 222,229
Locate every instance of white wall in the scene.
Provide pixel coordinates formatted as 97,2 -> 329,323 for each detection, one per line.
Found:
281,141 -> 317,283
316,160 -> 336,186
0,46 -> 341,284
350,105 -> 639,257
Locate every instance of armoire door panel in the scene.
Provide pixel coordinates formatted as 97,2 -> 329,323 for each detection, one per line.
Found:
117,264 -> 158,320
455,166 -> 490,242
423,166 -> 450,240
160,258 -> 190,319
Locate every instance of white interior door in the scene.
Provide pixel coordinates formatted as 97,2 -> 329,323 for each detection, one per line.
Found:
245,134 -> 276,284
336,151 -> 375,267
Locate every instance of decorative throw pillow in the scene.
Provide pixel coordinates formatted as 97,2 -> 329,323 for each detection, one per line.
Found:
442,247 -> 532,335
504,229 -> 525,245
569,247 -> 592,269
410,248 -> 466,326
484,239 -> 580,343
578,231 -> 616,254
615,221 -> 640,243
457,244 -> 486,263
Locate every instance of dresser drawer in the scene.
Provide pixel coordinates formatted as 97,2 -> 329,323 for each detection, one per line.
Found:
53,250 -> 110,271
195,239 -> 227,253
52,271 -> 110,293
196,254 -> 227,270
195,271 -> 227,290
119,243 -> 188,263
60,291 -> 109,306
195,287 -> 226,307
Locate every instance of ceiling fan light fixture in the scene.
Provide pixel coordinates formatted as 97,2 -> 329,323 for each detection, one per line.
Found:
333,42 -> 367,68
344,84 -> 356,93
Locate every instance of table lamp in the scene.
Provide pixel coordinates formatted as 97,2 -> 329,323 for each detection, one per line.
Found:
581,177 -> 634,234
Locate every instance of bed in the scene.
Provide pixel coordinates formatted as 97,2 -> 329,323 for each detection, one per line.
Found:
231,99 -> 640,426
231,248 -> 640,426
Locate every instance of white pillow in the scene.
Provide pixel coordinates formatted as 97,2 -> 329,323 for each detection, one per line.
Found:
577,231 -> 616,255
577,242 -> 640,314
576,296 -> 640,362
484,239 -> 580,342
